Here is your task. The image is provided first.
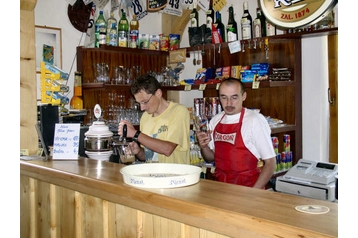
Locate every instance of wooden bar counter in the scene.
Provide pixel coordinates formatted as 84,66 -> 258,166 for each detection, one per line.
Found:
20,158 -> 338,238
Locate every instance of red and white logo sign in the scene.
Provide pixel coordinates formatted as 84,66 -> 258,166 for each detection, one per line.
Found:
259,0 -> 337,28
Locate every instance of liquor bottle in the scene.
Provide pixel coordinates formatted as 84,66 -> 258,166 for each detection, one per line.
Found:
206,0 -> 215,30
106,11 -> 117,45
129,14 -> 139,48
108,23 -> 118,46
95,10 -> 107,48
226,5 -> 238,42
118,9 -> 129,47
214,11 -> 226,42
241,2 -> 253,40
259,7 -> 266,37
266,21 -> 276,36
70,72 -> 83,109
190,2 -> 199,27
253,8 -> 263,38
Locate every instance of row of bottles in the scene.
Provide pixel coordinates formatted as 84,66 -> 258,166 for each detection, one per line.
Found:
95,9 -> 139,48
191,1 -> 277,43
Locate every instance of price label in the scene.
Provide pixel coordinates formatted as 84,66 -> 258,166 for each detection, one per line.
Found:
199,84 -> 206,90
252,81 -> 260,89
133,0 -> 148,20
184,85 -> 192,91
53,123 -> 80,160
163,0 -> 183,16
181,0 -> 194,10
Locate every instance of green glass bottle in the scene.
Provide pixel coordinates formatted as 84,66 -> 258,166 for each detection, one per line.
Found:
190,2 -> 199,27
95,10 -> 107,48
226,5 -> 238,42
118,10 -> 129,47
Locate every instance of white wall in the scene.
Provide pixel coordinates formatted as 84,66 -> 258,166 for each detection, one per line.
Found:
35,0 -> 338,163
302,37 -> 330,162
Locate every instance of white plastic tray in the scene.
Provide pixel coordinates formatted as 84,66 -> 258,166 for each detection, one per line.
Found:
120,163 -> 202,188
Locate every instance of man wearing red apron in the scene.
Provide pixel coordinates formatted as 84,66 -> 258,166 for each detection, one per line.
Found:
196,78 -> 276,189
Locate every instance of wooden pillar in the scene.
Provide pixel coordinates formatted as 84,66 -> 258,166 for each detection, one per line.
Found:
20,0 -> 38,155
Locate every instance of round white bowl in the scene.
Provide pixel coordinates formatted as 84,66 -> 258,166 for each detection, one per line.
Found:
85,150 -> 113,161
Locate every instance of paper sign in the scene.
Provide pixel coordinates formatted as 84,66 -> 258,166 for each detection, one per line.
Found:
53,123 -> 81,160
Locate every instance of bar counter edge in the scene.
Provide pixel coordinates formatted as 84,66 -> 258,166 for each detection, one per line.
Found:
20,158 -> 338,238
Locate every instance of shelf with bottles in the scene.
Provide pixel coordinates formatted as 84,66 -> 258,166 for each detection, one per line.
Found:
183,27 -> 338,54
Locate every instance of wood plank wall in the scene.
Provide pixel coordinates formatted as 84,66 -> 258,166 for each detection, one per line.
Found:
20,0 -> 38,155
20,174 -> 230,238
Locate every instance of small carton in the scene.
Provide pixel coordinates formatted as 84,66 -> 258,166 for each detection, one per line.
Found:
222,66 -> 231,79
231,65 -> 242,79
159,34 -> 169,51
138,33 -> 150,49
169,34 -> 180,51
149,34 -> 160,50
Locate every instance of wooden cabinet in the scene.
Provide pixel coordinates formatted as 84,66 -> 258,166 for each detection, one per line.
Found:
76,45 -> 169,110
77,28 -> 338,167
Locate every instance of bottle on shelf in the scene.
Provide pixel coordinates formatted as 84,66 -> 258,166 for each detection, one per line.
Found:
95,10 -> 107,48
129,14 -> 139,48
106,11 -> 117,45
266,21 -> 276,36
190,2 -> 199,28
226,5 -> 238,42
206,0 -> 215,30
214,11 -> 226,42
70,72 -> 83,109
241,2 -> 253,40
259,7 -> 266,37
108,22 -> 118,46
253,7 -> 264,38
118,9 -> 129,47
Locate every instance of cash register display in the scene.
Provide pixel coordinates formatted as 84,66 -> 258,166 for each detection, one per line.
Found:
316,162 -> 335,170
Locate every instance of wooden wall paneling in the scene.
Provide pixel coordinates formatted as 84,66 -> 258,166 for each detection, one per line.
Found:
20,1 -> 38,155
328,34 -> 338,163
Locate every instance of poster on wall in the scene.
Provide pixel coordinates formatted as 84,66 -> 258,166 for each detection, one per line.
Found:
35,25 -> 62,73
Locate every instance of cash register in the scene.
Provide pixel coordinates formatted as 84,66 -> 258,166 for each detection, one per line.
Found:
276,159 -> 338,201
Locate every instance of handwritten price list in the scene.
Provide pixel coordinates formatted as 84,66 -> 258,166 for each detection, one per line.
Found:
53,123 -> 80,160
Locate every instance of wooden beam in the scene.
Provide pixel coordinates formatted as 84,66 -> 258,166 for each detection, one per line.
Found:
20,0 -> 37,11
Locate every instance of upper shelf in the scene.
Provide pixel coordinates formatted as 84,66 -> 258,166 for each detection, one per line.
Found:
183,27 -> 338,53
83,80 -> 296,90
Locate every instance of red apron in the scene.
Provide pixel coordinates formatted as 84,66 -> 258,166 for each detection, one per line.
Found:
213,108 -> 260,187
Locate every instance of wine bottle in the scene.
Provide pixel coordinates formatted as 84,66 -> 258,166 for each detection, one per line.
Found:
95,10 -> 107,48
241,2 -> 253,40
226,5 -> 238,42
118,9 -> 129,47
214,11 -> 226,42
106,11 -> 117,45
206,0 -> 215,30
190,2 -> 199,27
259,7 -> 266,37
253,8 -> 262,38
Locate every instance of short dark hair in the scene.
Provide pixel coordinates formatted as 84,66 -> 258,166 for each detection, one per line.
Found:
131,73 -> 162,95
219,77 -> 245,94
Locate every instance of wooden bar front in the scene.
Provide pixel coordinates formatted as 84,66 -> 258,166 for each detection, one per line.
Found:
20,158 -> 338,238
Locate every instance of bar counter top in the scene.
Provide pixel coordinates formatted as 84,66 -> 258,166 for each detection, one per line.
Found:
20,158 -> 338,238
